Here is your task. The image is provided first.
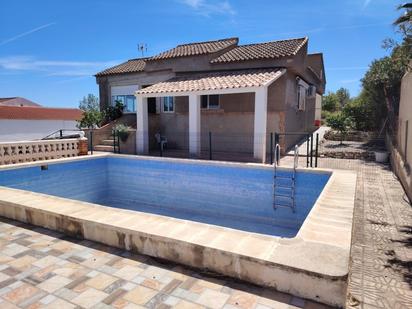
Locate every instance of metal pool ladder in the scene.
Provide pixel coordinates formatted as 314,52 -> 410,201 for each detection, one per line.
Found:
273,144 -> 298,213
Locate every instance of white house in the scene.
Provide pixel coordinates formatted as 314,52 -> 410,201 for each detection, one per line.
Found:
0,105 -> 82,142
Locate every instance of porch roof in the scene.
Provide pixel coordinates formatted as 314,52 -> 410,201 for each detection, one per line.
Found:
136,68 -> 285,96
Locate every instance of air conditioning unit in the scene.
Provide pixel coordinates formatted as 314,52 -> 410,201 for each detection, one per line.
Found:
307,85 -> 316,98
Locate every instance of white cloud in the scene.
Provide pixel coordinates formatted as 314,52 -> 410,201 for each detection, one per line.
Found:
0,23 -> 55,46
178,0 -> 236,16
181,0 -> 203,8
363,0 -> 372,8
277,22 -> 388,38
0,56 -> 119,76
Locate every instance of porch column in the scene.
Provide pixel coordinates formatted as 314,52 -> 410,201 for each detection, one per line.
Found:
188,94 -> 201,157
253,87 -> 268,163
136,96 -> 149,154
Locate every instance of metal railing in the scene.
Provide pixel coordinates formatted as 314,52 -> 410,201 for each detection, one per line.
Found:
273,143 -> 297,212
42,129 -> 84,140
272,131 -> 319,168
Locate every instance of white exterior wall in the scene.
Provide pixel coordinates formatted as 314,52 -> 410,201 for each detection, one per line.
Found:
188,95 -> 201,156
0,119 -> 78,142
111,85 -> 139,96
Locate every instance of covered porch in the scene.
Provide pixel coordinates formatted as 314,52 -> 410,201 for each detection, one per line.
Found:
135,69 -> 285,163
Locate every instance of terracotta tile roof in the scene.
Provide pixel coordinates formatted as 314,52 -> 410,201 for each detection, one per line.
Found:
0,106 -> 83,121
210,37 -> 307,63
149,38 -> 238,60
0,98 -> 14,103
136,69 -> 284,95
95,58 -> 147,77
0,97 -> 41,107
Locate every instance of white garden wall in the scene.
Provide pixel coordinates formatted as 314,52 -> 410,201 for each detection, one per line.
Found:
0,119 -> 78,142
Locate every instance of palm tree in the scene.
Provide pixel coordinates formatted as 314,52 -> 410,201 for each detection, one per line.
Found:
394,3 -> 412,64
394,3 -> 412,28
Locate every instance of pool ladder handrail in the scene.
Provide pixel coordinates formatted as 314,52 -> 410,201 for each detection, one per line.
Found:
273,144 -> 298,213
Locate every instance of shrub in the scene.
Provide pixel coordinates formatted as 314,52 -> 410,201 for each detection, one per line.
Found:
114,124 -> 130,142
326,112 -> 354,144
321,110 -> 339,121
342,95 -> 373,131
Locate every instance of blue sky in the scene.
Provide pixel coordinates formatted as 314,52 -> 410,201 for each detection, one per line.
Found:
0,0 -> 404,108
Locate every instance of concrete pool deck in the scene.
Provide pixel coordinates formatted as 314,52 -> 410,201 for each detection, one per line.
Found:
0,154 -> 357,307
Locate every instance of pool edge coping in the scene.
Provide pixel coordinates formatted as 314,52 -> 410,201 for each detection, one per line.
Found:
0,154 -> 357,307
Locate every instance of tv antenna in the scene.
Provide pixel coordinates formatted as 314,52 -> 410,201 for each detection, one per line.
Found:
138,43 -> 147,57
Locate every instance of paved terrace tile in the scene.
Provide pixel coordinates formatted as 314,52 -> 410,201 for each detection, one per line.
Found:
0,218 -> 330,309
282,157 -> 412,308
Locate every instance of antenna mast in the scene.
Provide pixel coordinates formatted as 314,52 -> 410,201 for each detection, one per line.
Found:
137,43 -> 147,57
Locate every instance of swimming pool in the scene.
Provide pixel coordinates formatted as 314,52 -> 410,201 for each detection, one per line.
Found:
0,155 -> 357,306
0,157 -> 330,237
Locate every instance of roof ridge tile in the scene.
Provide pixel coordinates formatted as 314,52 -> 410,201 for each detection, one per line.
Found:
210,37 -> 308,64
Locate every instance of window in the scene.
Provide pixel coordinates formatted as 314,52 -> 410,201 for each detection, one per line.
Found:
296,78 -> 309,111
162,97 -> 174,113
125,96 -> 136,113
297,84 -> 307,111
111,95 -> 136,113
201,95 -> 220,109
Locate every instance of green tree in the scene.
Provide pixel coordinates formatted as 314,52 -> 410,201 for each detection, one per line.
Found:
322,92 -> 340,113
343,93 -> 373,131
352,2 -> 411,132
336,87 -> 350,108
326,112 -> 354,144
77,94 -> 103,129
105,100 -> 124,122
361,45 -> 409,126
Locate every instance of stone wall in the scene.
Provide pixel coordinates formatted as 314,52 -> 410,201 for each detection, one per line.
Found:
324,130 -> 376,142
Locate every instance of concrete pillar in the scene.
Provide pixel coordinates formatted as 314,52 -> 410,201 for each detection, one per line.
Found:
136,96 -> 149,154
253,87 -> 268,163
189,94 -> 201,157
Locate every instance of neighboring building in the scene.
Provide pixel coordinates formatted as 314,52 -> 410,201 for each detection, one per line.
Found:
0,97 -> 41,107
95,37 -> 326,162
0,106 -> 83,142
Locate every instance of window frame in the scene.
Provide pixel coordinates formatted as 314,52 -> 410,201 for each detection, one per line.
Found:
161,96 -> 175,113
201,95 -> 220,110
297,85 -> 306,111
111,95 -> 136,113
124,95 -> 136,113
296,79 -> 308,111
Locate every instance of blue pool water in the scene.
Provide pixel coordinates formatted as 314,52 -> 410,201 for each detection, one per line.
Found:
0,157 -> 330,237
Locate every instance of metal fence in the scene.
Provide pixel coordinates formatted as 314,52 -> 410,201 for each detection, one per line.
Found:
88,127 -> 394,169
315,130 -> 387,169
87,128 -> 325,167
274,132 -> 319,168
146,132 -> 264,163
